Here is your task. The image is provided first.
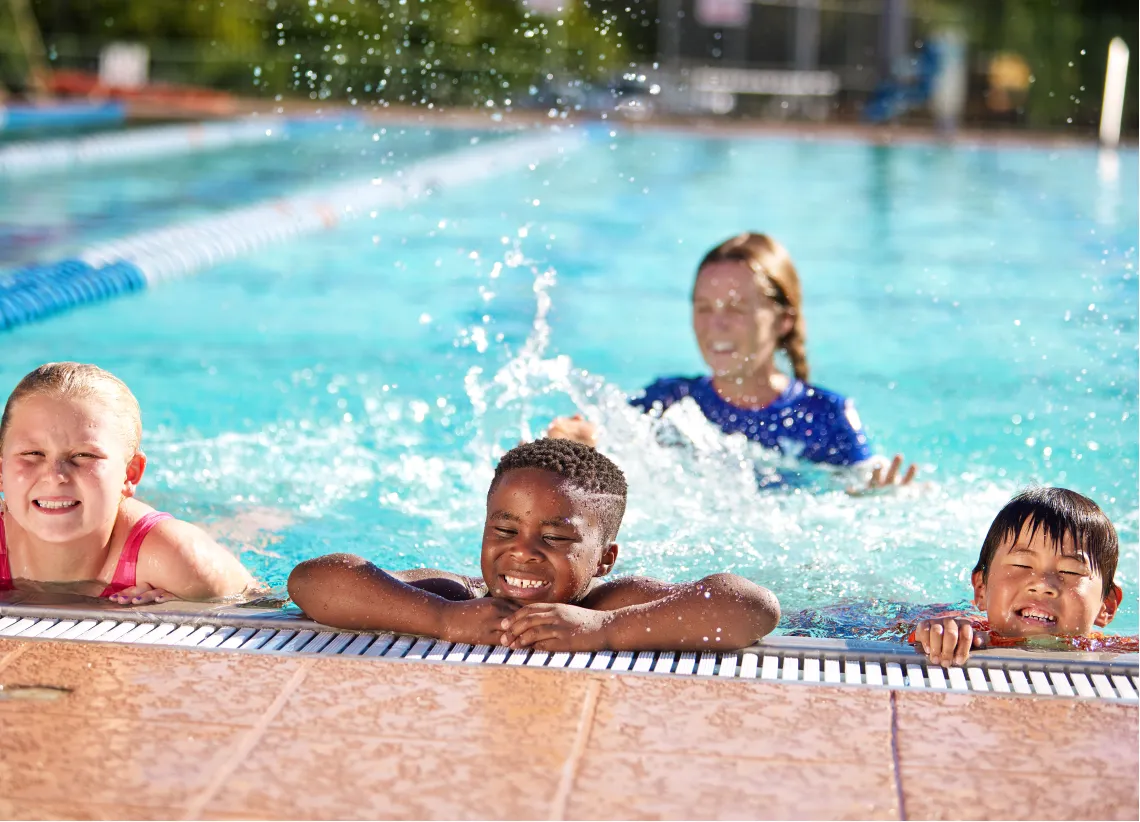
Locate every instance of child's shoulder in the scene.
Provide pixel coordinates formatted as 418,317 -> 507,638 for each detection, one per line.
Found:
117,500 -> 197,554
120,500 -> 252,597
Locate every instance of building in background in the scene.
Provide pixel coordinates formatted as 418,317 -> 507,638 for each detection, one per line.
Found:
0,0 -> 1134,134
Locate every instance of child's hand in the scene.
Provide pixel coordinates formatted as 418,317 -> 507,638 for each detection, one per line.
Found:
439,598 -> 520,646
545,415 -> 599,448
501,603 -> 611,651
108,585 -> 176,606
911,617 -> 989,667
846,454 -> 918,496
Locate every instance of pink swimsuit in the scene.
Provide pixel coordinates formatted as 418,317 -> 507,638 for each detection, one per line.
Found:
0,511 -> 173,596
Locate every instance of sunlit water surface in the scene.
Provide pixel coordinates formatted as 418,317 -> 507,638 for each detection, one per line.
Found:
1,126 -> 1136,637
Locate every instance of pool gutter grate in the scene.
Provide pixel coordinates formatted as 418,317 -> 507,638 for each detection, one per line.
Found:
0,608 -> 1135,702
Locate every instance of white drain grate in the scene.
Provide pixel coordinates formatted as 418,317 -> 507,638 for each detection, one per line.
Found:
1,610 -> 1136,702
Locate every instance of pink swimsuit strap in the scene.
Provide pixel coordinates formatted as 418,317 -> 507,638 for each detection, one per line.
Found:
100,511 -> 174,597
0,510 -> 171,597
0,514 -> 11,591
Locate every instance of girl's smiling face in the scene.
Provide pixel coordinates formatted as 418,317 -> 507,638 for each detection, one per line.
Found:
0,393 -> 145,545
972,519 -> 1120,638
691,261 -> 793,380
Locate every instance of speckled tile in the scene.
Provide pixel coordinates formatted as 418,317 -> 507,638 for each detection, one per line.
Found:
588,675 -> 893,764
564,752 -> 900,820
895,691 -> 1139,777
0,639 -> 30,671
0,798 -> 179,820
203,727 -> 564,820
900,764 -> 1139,821
0,713 -> 242,807
276,657 -> 591,749
0,641 -> 305,725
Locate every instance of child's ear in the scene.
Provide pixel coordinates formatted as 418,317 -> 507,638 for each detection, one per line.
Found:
1094,584 -> 1123,628
594,543 -> 618,578
122,452 -> 147,498
970,569 -> 987,610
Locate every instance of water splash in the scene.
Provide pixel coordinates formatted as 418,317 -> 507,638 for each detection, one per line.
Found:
141,255 -> 1138,635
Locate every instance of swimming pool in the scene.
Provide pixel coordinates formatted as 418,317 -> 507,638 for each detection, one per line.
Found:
1,123 -> 1136,636
0,120 -> 495,267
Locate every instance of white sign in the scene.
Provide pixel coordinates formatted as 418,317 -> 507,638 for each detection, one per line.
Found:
520,0 -> 569,15
695,0 -> 750,28
99,42 -> 150,89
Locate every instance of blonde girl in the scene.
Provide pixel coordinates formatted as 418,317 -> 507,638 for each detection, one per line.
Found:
0,362 -> 258,603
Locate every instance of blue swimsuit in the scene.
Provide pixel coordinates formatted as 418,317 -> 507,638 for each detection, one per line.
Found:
630,376 -> 872,467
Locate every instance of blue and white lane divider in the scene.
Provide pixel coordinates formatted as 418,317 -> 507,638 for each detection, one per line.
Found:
79,128 -> 584,284
0,116 -> 291,176
0,259 -> 146,332
0,101 -> 126,135
0,128 -> 584,331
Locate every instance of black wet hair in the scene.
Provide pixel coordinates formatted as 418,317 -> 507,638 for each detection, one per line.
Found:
973,486 -> 1119,596
490,438 -> 628,542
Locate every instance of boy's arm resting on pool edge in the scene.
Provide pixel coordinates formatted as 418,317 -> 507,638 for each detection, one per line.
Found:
287,554 -> 517,643
503,573 -> 781,652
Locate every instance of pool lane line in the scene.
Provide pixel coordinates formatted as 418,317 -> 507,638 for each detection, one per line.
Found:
78,126 -> 585,285
0,127 -> 585,333
0,101 -> 126,135
0,115 -> 353,177
0,259 -> 147,332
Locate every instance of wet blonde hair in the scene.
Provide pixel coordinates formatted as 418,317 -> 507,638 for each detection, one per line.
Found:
0,362 -> 142,454
696,233 -> 810,382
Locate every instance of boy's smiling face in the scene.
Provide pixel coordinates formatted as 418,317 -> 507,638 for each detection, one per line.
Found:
481,467 -> 617,605
972,519 -> 1121,638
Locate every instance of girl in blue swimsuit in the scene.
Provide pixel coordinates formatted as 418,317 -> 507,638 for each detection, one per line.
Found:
548,232 -> 916,493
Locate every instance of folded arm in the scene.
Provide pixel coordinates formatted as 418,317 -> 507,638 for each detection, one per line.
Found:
288,554 -> 517,643
504,573 -> 781,652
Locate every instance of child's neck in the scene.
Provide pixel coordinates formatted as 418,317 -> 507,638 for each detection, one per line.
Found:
2,513 -> 116,583
711,364 -> 789,410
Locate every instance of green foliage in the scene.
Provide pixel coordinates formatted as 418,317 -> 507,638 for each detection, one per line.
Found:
28,0 -> 633,108
23,0 -> 1137,127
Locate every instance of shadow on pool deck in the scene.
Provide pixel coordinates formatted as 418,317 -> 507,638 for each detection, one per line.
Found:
0,637 -> 1135,820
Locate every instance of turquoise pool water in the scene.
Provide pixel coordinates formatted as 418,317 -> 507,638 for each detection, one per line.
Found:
0,121 -> 493,267
1,125 -> 1136,636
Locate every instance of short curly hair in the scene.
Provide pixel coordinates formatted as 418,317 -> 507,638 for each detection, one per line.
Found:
490,438 -> 628,542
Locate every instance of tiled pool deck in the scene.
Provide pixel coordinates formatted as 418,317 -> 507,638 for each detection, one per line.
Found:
0,630 -> 1136,820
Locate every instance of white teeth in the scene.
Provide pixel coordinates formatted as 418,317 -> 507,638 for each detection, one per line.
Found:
1019,608 -> 1055,623
36,500 -> 79,510
711,342 -> 734,353
504,575 -> 547,590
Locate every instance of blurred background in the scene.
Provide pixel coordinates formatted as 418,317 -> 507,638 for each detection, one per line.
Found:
0,0 -> 1135,135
